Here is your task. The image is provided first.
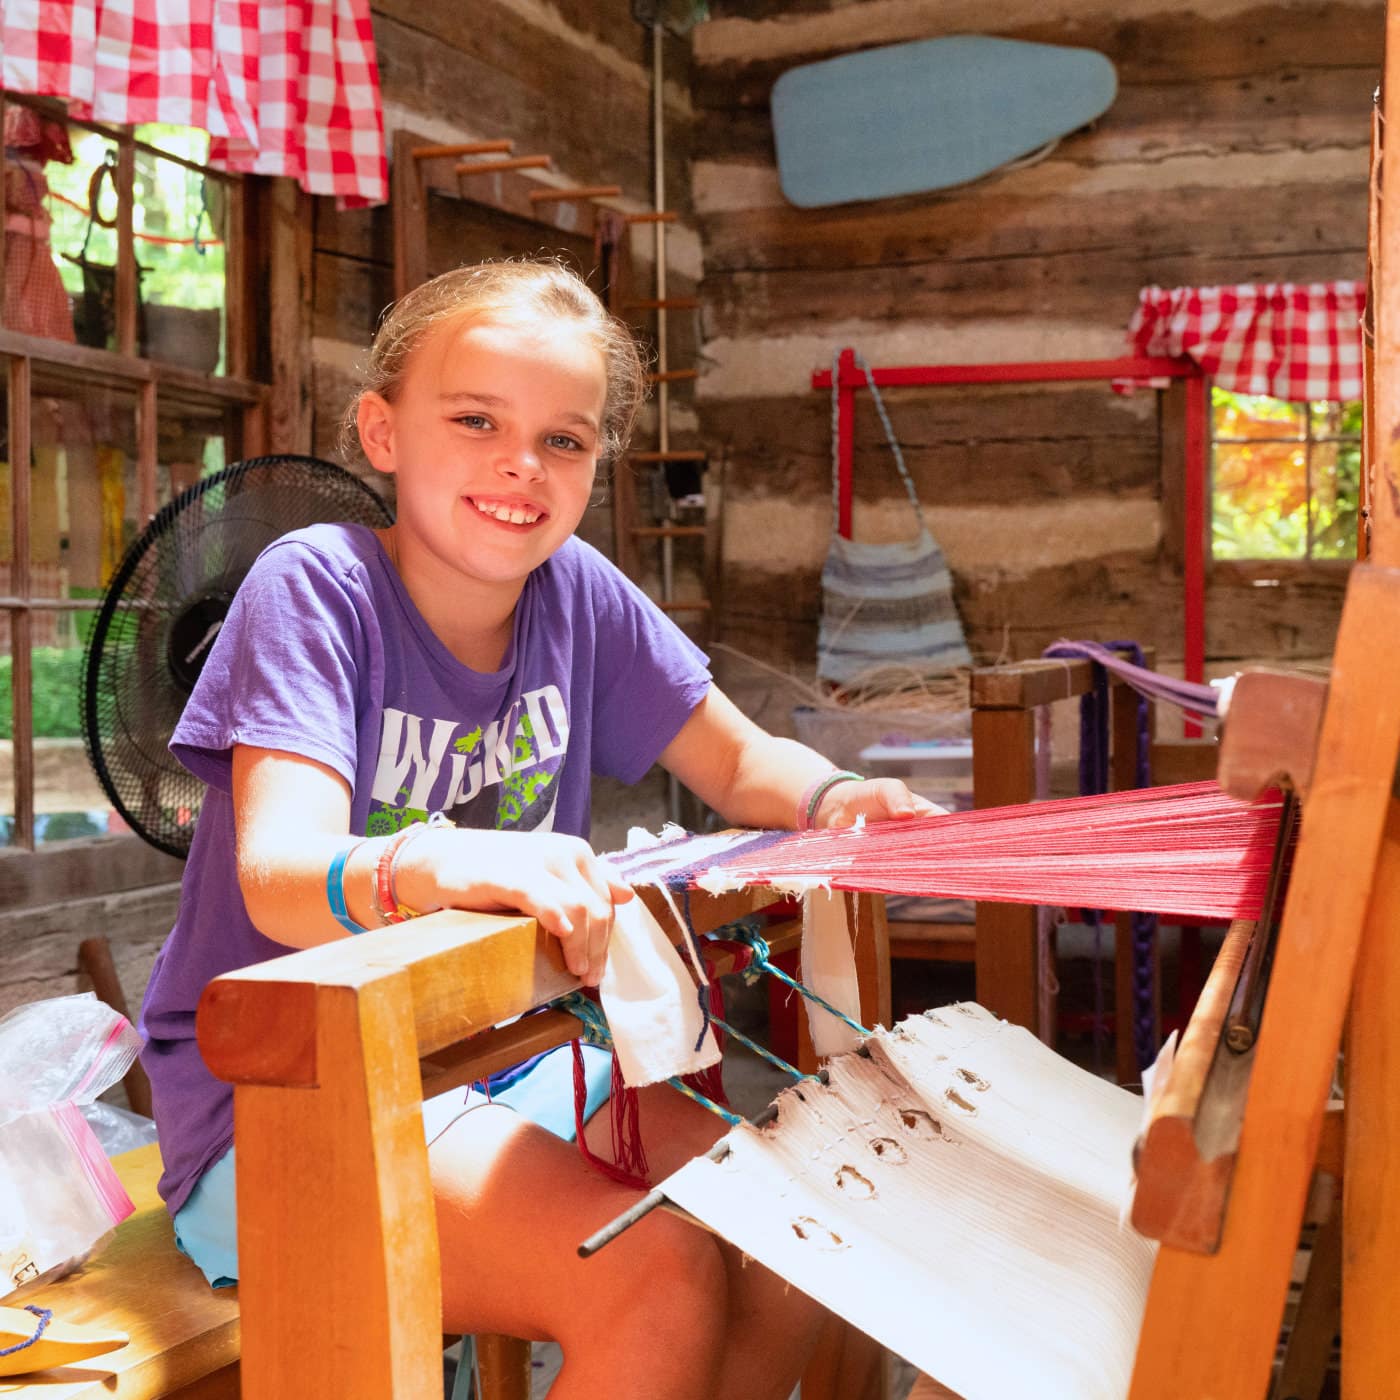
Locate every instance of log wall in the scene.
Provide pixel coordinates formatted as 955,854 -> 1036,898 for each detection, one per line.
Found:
692,0 -> 1381,692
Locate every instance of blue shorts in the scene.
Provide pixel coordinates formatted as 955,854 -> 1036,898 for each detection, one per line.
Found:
173,1041 -> 614,1288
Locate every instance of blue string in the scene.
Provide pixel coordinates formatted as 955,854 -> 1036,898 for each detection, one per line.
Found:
0,1306 -> 52,1357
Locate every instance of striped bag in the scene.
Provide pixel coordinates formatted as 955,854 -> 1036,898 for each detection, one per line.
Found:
817,352 -> 971,686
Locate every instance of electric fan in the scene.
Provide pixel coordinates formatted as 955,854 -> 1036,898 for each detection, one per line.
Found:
81,454 -> 393,858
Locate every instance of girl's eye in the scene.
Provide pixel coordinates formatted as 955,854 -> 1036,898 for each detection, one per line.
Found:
546,433 -> 586,452
456,414 -> 491,430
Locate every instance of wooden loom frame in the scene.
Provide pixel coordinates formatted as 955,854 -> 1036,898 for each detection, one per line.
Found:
197,43 -> 1400,1400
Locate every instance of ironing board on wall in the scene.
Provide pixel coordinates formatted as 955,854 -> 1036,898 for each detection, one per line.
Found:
771,35 -> 1118,209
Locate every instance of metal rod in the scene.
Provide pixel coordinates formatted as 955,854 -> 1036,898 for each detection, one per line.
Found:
579,1094 -> 787,1259
578,1045 -> 871,1258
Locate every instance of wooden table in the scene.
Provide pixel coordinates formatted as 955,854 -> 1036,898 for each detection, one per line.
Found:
2,1144 -> 240,1397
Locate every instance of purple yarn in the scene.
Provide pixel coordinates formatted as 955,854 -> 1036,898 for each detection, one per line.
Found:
1044,638 -> 1218,721
0,1306 -> 51,1358
1043,639 -> 1161,1076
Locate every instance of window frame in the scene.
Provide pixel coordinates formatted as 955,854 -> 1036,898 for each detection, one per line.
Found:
1,90 -> 270,855
1208,385 -> 1362,568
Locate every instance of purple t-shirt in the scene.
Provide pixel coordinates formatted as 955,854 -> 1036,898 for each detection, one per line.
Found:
140,522 -> 711,1215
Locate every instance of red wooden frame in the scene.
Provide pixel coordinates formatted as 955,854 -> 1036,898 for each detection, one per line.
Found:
813,348 -> 1209,733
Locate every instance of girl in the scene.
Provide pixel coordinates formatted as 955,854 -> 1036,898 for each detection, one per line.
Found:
140,259 -> 938,1400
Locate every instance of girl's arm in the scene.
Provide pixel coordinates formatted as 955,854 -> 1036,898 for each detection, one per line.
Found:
657,687 -> 943,831
232,745 -> 629,984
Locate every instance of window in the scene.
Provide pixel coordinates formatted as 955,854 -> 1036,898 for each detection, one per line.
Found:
2,92 -> 266,850
1211,386 -> 1361,561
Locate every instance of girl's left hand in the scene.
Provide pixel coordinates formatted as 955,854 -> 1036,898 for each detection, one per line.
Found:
813,778 -> 947,830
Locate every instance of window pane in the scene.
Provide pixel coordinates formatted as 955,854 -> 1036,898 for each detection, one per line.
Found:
136,147 -> 228,375
1212,387 -> 1305,440
51,128 -> 123,351
160,395 -> 236,500
1311,440 -> 1361,560
22,374 -> 138,842
1309,399 -> 1364,439
1212,440 -> 1307,559
134,123 -> 211,165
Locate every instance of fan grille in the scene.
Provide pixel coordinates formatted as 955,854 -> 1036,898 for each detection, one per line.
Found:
81,455 -> 392,858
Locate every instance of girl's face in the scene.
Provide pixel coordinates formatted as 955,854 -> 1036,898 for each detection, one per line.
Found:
358,312 -> 608,597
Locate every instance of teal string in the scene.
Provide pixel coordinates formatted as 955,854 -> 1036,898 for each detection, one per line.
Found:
727,928 -> 871,1038
708,1013 -> 811,1082
559,992 -> 743,1127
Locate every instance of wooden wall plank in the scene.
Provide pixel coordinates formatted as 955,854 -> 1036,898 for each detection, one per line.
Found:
691,5 -> 1386,109
0,884 -> 180,1018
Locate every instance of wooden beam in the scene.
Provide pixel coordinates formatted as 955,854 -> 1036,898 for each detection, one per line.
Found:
969,656 -> 1096,711
971,706 -> 1039,1030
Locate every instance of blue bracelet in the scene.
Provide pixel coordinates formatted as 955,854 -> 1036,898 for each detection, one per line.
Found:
327,841 -> 369,935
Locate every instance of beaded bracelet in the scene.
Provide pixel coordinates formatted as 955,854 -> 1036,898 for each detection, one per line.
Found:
373,812 -> 449,924
326,840 -> 370,935
797,770 -> 864,831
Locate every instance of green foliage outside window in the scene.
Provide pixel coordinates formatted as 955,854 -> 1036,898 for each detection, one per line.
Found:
1211,388 -> 1361,561
43,122 -> 227,364
0,647 -> 85,740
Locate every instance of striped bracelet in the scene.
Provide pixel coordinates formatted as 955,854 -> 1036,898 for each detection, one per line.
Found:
797,770 -> 864,831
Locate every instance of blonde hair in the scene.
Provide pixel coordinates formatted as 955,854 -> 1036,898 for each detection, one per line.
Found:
342,258 -> 648,463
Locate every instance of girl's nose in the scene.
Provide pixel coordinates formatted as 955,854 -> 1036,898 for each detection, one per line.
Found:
499,443 -> 545,480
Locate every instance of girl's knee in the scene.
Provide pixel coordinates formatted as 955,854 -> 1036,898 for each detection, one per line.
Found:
567,1212 -> 727,1341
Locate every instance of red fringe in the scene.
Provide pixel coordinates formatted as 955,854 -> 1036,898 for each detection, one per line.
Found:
571,1039 -> 649,1191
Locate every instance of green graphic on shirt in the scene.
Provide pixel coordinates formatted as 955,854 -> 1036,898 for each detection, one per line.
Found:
494,717 -> 555,829
365,803 -> 428,837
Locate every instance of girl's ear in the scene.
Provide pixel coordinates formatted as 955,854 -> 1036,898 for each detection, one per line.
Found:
357,392 -> 396,476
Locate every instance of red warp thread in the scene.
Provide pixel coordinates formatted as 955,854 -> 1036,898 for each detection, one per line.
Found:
570,1039 -> 649,1191
699,781 -> 1283,922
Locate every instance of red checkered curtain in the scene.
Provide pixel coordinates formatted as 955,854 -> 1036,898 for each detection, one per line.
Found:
0,0 -> 386,206
1128,281 -> 1365,402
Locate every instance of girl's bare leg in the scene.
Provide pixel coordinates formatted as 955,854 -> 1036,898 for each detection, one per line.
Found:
587,1084 -> 828,1400
431,1103 -> 727,1400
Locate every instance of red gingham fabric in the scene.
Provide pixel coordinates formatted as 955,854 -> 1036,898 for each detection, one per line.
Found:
1,0 -> 386,206
1128,281 -> 1365,403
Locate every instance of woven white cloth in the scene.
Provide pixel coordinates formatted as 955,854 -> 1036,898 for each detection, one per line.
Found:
598,895 -> 721,1088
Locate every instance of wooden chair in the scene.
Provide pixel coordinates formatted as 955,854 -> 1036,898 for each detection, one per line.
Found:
197,886 -> 892,1400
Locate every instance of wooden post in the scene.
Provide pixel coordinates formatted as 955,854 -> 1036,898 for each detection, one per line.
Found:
392,129 -> 429,299
1341,26 -> 1400,1391
267,178 -> 313,454
232,975 -> 442,1399
1112,676 -> 1158,1085
1130,566 -> 1400,1398
971,706 -> 1038,1029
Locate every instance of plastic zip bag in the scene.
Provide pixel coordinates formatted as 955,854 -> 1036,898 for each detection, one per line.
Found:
0,994 -> 140,1299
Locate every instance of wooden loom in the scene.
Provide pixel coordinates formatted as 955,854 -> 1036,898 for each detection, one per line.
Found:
196,46 -> 1400,1400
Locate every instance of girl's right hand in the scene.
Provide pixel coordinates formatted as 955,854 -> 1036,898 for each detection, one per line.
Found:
398,828 -> 634,987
